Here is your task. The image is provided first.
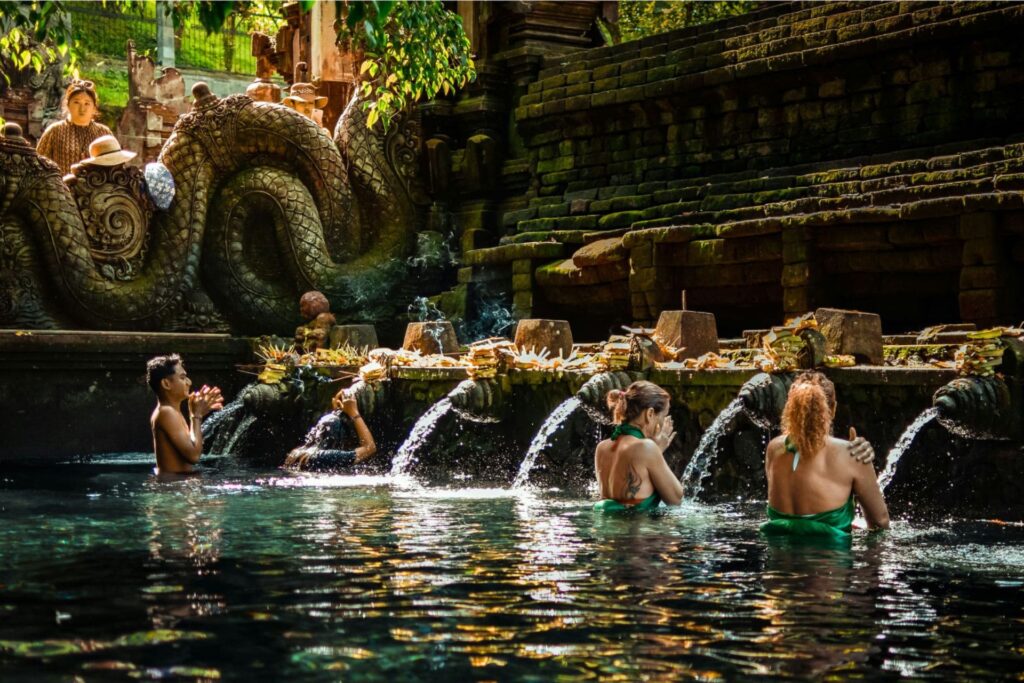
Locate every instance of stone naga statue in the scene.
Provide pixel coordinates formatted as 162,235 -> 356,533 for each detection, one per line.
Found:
0,82 -> 422,333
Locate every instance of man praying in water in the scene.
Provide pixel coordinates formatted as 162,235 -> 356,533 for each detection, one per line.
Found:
147,354 -> 224,475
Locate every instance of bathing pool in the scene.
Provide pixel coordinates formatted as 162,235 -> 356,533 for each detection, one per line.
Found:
1,455 -> 1023,680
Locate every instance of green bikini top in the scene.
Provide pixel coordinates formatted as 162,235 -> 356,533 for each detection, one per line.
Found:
596,423 -> 660,513
784,436 -> 800,471
611,423 -> 645,440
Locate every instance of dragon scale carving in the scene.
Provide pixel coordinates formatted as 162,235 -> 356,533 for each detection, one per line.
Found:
0,92 -> 420,333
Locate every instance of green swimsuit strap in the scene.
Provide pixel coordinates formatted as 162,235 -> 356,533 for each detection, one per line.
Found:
784,436 -> 800,471
611,423 -> 645,440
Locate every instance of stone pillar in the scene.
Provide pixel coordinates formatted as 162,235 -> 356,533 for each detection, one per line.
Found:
155,1 -> 175,68
959,212 -> 1009,326
627,238 -> 671,327
782,224 -> 816,319
512,258 -> 535,319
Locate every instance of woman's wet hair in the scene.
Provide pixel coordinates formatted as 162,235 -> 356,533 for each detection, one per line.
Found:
781,370 -> 837,458
146,354 -> 181,394
606,380 -> 670,424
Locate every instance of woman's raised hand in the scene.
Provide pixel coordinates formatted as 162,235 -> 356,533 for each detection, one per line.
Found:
653,414 -> 676,452
332,388 -> 359,417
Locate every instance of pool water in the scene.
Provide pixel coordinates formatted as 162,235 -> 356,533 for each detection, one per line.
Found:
2,455 -> 1023,681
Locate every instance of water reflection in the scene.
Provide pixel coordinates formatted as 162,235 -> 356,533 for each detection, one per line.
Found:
1,462 -> 1023,680
141,477 -> 227,628
754,540 -> 882,678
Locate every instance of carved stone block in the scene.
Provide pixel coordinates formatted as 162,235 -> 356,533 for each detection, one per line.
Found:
814,307 -> 883,365
654,310 -> 719,359
514,319 -> 573,357
403,321 -> 459,355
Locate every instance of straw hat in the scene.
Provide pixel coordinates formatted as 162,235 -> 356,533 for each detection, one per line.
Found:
283,82 -> 327,108
81,135 -> 136,166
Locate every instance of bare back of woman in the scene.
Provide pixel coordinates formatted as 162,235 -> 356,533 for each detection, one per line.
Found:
596,435 -> 659,503
763,372 -> 888,538
593,382 -> 684,510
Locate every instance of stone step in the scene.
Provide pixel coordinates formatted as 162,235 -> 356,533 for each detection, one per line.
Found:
518,3 -> 1021,123
509,138 -> 1024,237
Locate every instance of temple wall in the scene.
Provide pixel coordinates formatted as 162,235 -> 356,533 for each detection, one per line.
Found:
451,1 -> 1024,337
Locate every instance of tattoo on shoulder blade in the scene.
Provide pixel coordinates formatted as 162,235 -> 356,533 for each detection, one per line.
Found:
622,465 -> 641,500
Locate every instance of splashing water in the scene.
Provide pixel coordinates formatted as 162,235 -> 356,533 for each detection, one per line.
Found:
390,398 -> 453,476
878,407 -> 939,492
681,398 -> 746,501
512,397 -> 582,489
201,396 -> 244,441
223,414 -> 259,456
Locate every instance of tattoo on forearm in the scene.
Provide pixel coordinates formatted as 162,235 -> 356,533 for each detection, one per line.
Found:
622,466 -> 641,499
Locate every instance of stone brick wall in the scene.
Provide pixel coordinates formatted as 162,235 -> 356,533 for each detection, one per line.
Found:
514,2 -> 1024,208
457,1 -> 1024,337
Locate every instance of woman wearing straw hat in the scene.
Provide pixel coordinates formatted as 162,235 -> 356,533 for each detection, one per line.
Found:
36,80 -> 114,175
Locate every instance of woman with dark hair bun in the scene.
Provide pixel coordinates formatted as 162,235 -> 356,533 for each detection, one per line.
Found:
594,380 -> 684,511
762,371 -> 889,540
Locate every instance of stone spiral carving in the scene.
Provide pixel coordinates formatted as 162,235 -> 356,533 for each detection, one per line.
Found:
0,91 -> 420,332
72,164 -> 154,281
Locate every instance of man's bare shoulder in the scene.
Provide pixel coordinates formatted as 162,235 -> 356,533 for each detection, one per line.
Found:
154,405 -> 184,429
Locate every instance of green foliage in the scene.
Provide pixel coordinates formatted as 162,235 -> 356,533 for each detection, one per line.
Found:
3,0 -> 473,133
166,0 -> 284,36
611,0 -> 757,44
0,1 -> 78,85
78,57 -> 130,127
337,0 -> 476,131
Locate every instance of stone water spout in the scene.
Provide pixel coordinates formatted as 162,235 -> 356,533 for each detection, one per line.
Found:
933,376 -> 1015,440
737,372 -> 795,428
349,379 -> 387,418
575,371 -> 634,421
512,372 -> 632,489
681,372 -> 794,501
447,378 -> 505,422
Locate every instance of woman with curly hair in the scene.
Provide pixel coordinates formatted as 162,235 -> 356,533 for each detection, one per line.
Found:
36,79 -> 113,175
594,380 -> 684,511
763,371 -> 889,539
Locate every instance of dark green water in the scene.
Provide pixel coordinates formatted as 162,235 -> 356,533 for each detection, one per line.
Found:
2,454 -> 1023,681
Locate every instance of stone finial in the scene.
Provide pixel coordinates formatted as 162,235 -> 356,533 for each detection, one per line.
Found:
3,122 -> 24,139
191,82 -> 218,108
299,290 -> 331,320
295,290 -> 335,351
